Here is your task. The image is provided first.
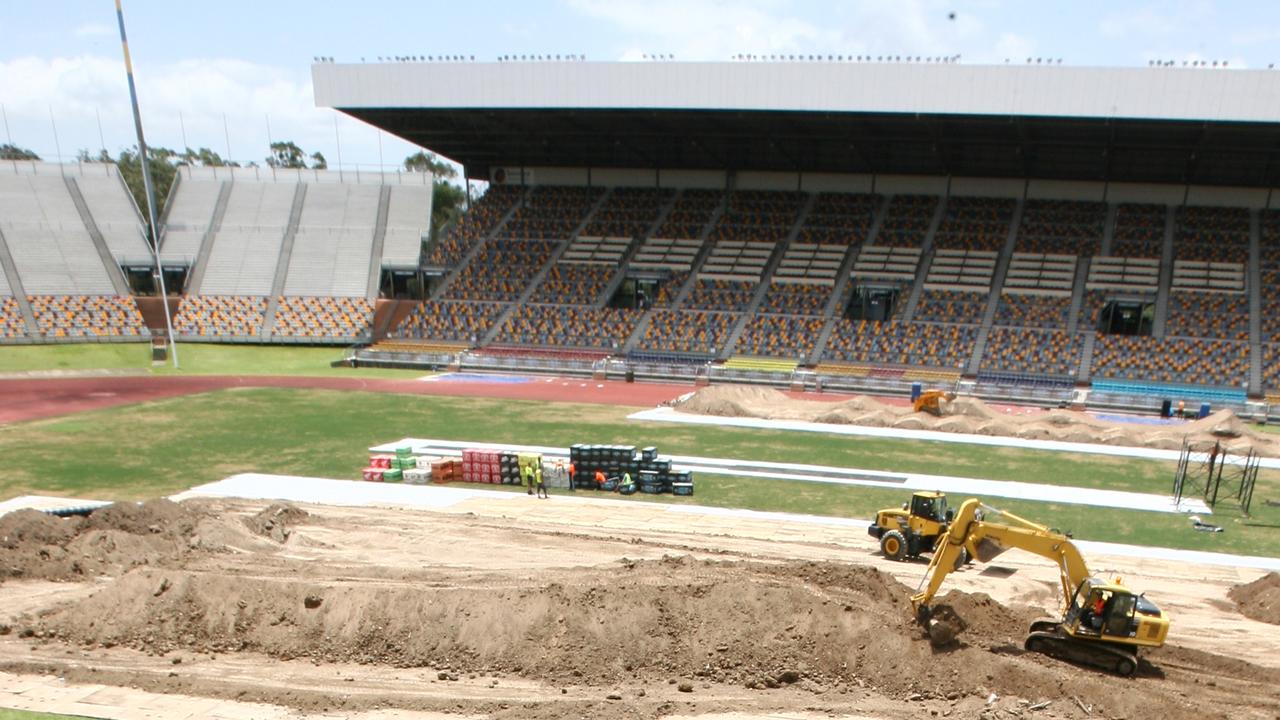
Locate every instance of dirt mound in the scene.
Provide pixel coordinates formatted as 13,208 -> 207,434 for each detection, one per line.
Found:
0,499 -> 277,583
20,555 -> 1253,720
1229,573 -> 1280,625
672,387 -> 1280,456
243,503 -> 309,543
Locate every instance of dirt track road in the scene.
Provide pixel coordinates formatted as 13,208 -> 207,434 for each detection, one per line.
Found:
0,494 -> 1275,720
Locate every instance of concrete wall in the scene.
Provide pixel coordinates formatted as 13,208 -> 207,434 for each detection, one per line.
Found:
949,176 -> 1024,198
1027,179 -> 1106,201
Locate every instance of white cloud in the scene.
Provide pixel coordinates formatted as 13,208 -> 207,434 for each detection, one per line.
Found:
0,54 -> 419,171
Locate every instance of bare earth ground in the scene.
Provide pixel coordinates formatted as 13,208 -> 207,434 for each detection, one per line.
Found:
674,385 -> 1280,456
0,496 -> 1277,720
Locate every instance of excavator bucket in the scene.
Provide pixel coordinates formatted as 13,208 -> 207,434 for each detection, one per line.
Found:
920,604 -> 967,647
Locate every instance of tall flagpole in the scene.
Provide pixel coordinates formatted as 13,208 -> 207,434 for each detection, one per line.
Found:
115,0 -> 178,368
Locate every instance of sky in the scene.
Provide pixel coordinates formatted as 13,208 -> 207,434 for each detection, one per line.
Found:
2,0 -> 1279,174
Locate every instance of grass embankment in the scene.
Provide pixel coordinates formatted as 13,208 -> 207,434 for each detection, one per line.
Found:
0,343 -> 424,379
0,711 -> 92,720
0,387 -> 1275,557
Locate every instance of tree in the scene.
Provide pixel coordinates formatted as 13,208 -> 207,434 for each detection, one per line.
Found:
0,144 -> 40,161
180,146 -> 236,167
404,150 -> 457,179
309,151 -> 327,170
432,180 -> 466,236
266,141 -> 308,169
114,146 -> 179,234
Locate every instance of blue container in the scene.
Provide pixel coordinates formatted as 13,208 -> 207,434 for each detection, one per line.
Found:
911,382 -> 922,402
1199,403 -> 1211,419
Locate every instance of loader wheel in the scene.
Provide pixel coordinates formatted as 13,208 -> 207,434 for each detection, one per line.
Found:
881,530 -> 908,562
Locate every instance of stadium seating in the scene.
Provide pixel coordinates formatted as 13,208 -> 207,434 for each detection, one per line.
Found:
381,184 -> 432,268
0,173 -> 117,294
758,282 -> 832,316
654,189 -> 723,239
872,194 -> 937,247
393,300 -> 509,343
424,184 -> 522,267
1262,267 -> 1280,341
823,320 -> 976,369
272,296 -> 374,339
494,304 -> 640,349
931,196 -> 1015,252
581,187 -> 673,238
796,193 -> 880,245
1263,344 -> 1280,391
527,264 -> 614,305
284,184 -> 380,297
1173,206 -> 1249,263
28,295 -> 147,338
200,181 -> 295,296
160,175 -> 222,264
772,243 -> 846,284
683,279 -> 757,311
993,293 -> 1072,328
707,190 -> 806,244
0,297 -> 28,339
502,185 -> 605,240
1110,203 -> 1165,258
982,327 -> 1083,377
639,309 -> 740,355
72,166 -> 151,262
911,289 -> 987,324
652,271 -> 690,307
173,295 -> 268,337
1015,199 -> 1105,255
443,240 -> 555,301
1091,334 -> 1249,386
1165,292 -> 1249,339
733,314 -> 825,359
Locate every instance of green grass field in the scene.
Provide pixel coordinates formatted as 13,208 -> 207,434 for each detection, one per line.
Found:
0,379 -> 1276,557
0,343 -> 424,379
0,710 -> 92,720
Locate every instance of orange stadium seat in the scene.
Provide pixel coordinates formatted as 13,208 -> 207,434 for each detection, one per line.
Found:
28,295 -> 147,338
272,296 -> 374,339
173,295 -> 268,337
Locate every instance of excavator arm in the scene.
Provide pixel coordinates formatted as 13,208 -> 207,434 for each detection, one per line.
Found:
911,498 -> 1091,617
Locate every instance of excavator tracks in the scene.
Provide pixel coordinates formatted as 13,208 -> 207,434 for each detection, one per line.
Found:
1024,622 -> 1139,677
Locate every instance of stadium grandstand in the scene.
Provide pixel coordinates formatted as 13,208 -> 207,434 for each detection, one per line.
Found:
6,59 -> 1280,414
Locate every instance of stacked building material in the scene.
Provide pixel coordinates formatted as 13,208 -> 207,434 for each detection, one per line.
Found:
568,444 -> 693,495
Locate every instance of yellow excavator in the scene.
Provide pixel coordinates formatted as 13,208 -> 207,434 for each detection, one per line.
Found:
911,498 -> 1170,677
913,389 -> 956,416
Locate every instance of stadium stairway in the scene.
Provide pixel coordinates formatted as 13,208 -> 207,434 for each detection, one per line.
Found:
808,194 -> 893,364
722,193 -> 815,359
1099,203 -> 1117,256
666,195 -> 728,310
64,177 -> 131,295
596,189 -> 682,305
1066,255 -> 1090,334
1248,209 -> 1263,397
1076,331 -> 1096,384
259,184 -> 308,338
965,197 -> 1024,376
429,186 -> 527,300
620,194 -> 728,354
1151,205 -> 1176,337
134,296 -> 181,336
0,227 -> 39,336
365,186 -> 392,299
370,298 -> 419,341
183,181 -> 232,295
479,188 -> 613,346
898,196 -> 948,323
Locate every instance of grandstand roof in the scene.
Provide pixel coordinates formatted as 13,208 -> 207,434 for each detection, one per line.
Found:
315,61 -> 1280,187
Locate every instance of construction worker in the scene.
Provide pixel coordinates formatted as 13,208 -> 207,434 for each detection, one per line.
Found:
535,465 -> 548,499
524,463 -> 534,495
594,469 -> 606,489
567,461 -> 576,491
621,470 -> 632,493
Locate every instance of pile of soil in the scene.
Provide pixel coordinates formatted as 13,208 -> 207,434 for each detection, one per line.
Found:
0,499 -> 277,583
1228,573 -> 1280,625
673,386 -> 1280,456
242,503 -> 309,543
17,555 -> 1238,720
